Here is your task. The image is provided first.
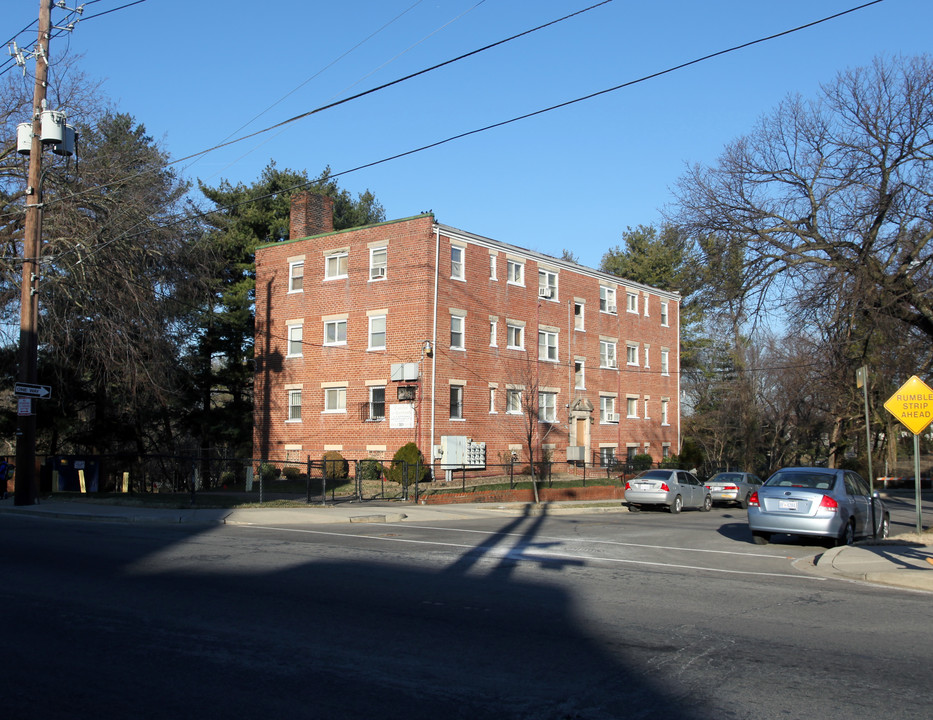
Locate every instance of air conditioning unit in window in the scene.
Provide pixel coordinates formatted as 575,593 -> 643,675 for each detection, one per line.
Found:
606,412 -> 620,423
538,287 -> 552,299
370,267 -> 386,279
607,304 -> 617,314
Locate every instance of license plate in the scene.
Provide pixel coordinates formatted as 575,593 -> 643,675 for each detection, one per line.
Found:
779,500 -> 798,510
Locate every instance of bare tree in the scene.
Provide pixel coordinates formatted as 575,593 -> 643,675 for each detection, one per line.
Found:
1,61 -> 210,456
673,55 -> 933,339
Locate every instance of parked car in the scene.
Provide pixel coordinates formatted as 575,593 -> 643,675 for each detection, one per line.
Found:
747,466 -> 889,545
624,469 -> 712,514
705,471 -> 762,508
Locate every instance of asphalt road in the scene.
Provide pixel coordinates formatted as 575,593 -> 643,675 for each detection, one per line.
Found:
3,503 -> 931,719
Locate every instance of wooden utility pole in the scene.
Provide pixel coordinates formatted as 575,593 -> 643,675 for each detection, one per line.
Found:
14,0 -> 52,506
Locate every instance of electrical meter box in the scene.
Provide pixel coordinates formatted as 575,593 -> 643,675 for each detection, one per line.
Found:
439,436 -> 486,470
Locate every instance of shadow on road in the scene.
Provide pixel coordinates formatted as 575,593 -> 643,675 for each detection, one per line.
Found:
0,507 -> 719,719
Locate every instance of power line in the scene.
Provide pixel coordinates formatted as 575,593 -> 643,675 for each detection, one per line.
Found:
0,0 -> 145,78
2,0 -> 887,269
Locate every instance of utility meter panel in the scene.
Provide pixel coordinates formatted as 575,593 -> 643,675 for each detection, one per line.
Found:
440,436 -> 486,469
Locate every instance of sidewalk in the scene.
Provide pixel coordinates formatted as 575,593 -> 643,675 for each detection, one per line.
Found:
2,496 -> 932,592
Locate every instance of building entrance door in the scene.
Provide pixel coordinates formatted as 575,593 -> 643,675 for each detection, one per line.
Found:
575,417 -> 588,456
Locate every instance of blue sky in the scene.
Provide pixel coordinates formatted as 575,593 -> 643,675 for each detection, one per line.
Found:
6,0 -> 932,269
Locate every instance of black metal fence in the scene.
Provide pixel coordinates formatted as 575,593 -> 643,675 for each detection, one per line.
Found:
20,450 -> 698,505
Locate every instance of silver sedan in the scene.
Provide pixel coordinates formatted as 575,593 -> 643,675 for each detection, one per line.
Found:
624,469 -> 712,514
747,466 -> 889,545
705,471 -> 762,508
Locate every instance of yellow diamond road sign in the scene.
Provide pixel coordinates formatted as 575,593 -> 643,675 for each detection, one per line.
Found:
884,375 -> 933,435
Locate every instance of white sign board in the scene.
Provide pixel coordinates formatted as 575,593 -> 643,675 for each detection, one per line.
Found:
389,403 -> 415,429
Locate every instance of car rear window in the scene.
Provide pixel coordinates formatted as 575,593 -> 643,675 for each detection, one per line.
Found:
765,471 -> 835,490
714,473 -> 742,482
636,470 -> 669,480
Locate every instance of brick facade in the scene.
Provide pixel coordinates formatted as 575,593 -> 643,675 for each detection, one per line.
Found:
254,193 -> 681,470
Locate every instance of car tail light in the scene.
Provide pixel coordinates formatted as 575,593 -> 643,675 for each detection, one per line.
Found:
660,483 -> 670,492
819,494 -> 839,511
748,491 -> 759,506
624,481 -> 631,490
723,485 -> 738,491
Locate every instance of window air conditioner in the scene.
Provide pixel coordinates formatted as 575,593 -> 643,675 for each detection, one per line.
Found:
607,412 -> 620,422
607,304 -> 617,314
371,267 -> 386,279
538,287 -> 552,299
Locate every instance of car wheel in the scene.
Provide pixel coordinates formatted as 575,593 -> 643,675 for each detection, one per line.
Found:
836,520 -> 855,547
627,504 -> 641,513
701,494 -> 712,512
669,495 -> 683,514
879,513 -> 890,539
752,531 -> 770,545
739,494 -> 749,510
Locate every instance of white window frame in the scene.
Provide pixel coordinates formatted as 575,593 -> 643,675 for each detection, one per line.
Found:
489,317 -> 498,347
661,398 -> 670,426
626,343 -> 639,366
600,396 -> 616,423
451,245 -> 464,281
507,259 -> 524,286
507,322 -> 524,350
538,329 -> 558,363
287,389 -> 302,421
368,315 -> 386,350
450,314 -> 465,350
369,386 -> 386,420
369,247 -> 387,281
600,339 -> 617,369
538,269 -> 557,300
538,391 -> 557,423
599,446 -> 616,467
325,251 -> 348,280
287,323 -> 303,357
627,396 -> 639,418
574,301 -> 584,331
489,254 -> 497,280
600,286 -> 616,313
324,387 -> 346,413
489,385 -> 497,414
324,319 -> 347,346
574,358 -> 585,390
288,261 -> 304,293
661,348 -> 670,376
450,385 -> 464,420
626,291 -> 638,314
506,388 -> 522,414
660,301 -> 669,327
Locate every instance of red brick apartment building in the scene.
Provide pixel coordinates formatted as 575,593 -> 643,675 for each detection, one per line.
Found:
254,193 -> 680,472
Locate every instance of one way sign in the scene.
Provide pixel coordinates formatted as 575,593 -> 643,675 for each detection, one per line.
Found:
14,383 -> 52,399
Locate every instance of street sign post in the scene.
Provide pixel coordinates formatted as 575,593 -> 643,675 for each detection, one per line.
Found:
13,383 -> 51,400
883,375 -> 933,534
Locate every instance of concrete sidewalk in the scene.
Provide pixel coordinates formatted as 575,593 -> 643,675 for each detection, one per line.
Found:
3,496 -> 932,592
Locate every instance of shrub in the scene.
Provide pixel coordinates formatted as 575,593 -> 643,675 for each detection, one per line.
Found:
259,463 -> 280,482
630,453 -> 654,472
359,458 -> 385,482
389,443 -> 431,485
322,451 -> 349,481
282,466 -> 303,481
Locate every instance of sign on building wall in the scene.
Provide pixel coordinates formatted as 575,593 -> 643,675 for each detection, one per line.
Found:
389,404 -> 415,429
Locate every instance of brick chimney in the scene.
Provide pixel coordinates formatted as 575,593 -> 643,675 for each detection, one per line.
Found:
289,192 -> 335,239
